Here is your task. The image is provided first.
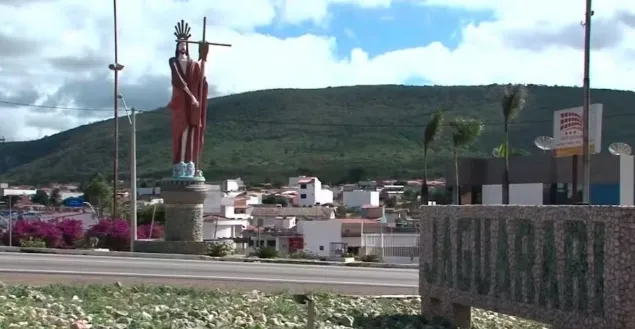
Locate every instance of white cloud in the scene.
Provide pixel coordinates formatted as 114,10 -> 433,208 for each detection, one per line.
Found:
0,0 -> 633,141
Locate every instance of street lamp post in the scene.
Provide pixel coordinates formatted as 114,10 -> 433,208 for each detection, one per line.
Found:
109,0 -> 124,219
118,95 -> 137,251
83,202 -> 97,219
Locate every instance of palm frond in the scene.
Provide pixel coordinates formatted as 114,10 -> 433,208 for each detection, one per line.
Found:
450,117 -> 483,148
423,109 -> 444,147
501,84 -> 528,120
493,141 -> 509,157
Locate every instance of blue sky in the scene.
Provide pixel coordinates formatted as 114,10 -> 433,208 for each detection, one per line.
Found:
257,2 -> 494,61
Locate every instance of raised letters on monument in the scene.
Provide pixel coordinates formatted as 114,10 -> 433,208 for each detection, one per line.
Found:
423,216 -> 604,313
420,206 -> 622,329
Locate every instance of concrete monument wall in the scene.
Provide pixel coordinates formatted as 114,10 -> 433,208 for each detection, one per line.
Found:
419,205 -> 635,329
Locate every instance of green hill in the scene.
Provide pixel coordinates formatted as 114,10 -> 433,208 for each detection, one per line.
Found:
2,84 -> 634,185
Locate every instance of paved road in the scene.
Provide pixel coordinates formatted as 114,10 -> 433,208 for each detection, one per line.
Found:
0,253 -> 419,295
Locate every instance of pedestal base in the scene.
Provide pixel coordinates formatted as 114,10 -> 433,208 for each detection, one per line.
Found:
161,178 -> 209,242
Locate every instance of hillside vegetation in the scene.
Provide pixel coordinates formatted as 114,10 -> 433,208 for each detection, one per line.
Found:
1,84 -> 634,185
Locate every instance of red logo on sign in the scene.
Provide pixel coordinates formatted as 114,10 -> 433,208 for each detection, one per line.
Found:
559,112 -> 583,136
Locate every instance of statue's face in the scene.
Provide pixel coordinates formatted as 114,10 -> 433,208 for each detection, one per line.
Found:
178,42 -> 187,54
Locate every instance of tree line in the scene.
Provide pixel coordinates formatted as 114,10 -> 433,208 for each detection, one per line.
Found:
420,84 -> 528,205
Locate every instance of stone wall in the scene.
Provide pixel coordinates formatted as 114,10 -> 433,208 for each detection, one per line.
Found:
419,205 -> 635,329
134,240 -> 209,255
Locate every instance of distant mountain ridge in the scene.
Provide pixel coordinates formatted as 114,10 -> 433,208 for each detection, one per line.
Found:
1,84 -> 634,185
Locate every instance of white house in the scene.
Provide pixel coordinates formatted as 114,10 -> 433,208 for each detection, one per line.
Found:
202,215 -> 249,240
222,178 -> 244,192
203,185 -> 246,216
297,218 -> 419,263
297,177 -> 333,206
297,218 -> 382,258
250,206 -> 335,228
245,193 -> 261,205
201,188 -> 253,240
297,219 -> 341,257
343,190 -> 379,208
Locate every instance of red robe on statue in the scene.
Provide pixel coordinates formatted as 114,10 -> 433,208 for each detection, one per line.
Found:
167,57 -> 209,166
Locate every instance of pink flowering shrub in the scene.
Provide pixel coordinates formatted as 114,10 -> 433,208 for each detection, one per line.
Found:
86,219 -> 165,251
0,218 -> 165,250
50,218 -> 84,248
85,218 -> 130,251
1,220 -> 64,248
137,223 -> 165,239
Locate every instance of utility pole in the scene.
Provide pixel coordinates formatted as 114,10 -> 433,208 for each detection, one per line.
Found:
581,0 -> 593,203
130,107 -> 137,251
109,0 -> 124,218
8,195 -> 12,247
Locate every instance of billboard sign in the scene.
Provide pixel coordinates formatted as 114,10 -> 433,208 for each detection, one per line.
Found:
552,104 -> 603,157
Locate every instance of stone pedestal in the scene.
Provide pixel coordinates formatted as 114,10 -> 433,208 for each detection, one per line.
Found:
161,178 -> 209,241
133,178 -> 209,255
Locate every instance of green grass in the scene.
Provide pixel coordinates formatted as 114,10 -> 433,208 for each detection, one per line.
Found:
0,283 -> 548,328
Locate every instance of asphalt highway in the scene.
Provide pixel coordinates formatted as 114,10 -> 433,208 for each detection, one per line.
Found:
0,253 -> 419,295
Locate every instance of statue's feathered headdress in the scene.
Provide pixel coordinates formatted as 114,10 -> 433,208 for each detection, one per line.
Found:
174,20 -> 191,41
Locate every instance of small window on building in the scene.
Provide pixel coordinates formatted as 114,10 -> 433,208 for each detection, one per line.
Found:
300,194 -> 307,199
267,240 -> 276,247
319,245 -> 324,251
300,184 -> 307,189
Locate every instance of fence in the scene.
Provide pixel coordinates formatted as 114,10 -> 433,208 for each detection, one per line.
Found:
361,233 -> 419,263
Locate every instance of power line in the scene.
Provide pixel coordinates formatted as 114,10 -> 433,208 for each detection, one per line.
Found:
1,98 -> 635,128
0,100 -> 115,112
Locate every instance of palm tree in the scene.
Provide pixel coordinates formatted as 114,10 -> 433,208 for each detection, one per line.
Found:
421,109 -> 444,205
500,84 -> 528,204
450,118 -> 484,204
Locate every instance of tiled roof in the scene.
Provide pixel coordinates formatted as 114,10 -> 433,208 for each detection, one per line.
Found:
234,198 -> 247,208
251,206 -> 333,218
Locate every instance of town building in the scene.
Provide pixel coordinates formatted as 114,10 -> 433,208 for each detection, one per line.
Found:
447,154 -> 634,205
343,190 -> 379,208
297,218 -> 417,261
296,177 -> 333,206
250,206 -> 334,227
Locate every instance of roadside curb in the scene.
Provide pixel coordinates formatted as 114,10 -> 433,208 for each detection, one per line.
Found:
0,246 -> 418,269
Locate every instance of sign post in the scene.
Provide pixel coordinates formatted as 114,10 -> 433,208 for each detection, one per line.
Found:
552,104 -> 602,157
552,104 -> 603,203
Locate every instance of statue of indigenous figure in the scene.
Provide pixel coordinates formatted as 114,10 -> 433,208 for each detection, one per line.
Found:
168,20 -> 209,178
